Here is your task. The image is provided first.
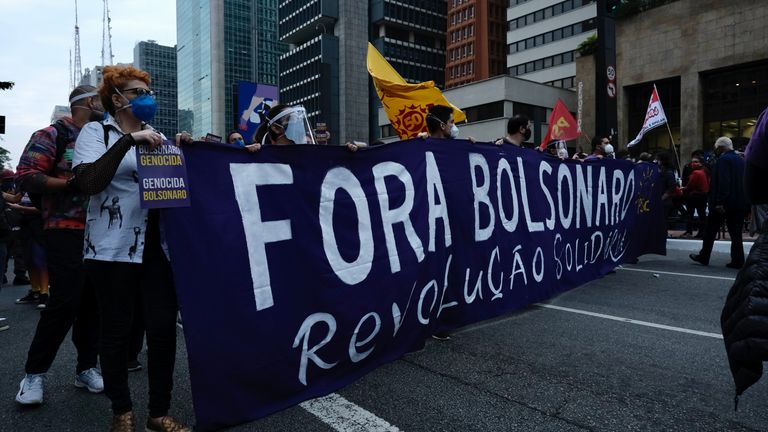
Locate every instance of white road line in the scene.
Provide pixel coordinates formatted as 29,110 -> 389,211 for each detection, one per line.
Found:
618,267 -> 736,281
535,303 -> 723,339
300,393 -> 401,432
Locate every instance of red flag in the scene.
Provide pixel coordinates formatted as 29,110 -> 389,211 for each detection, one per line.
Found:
540,99 -> 579,149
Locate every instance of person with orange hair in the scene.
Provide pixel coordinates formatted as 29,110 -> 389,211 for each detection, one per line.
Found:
71,65 -> 191,432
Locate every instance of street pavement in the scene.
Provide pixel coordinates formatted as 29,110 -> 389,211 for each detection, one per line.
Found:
1,247 -> 767,431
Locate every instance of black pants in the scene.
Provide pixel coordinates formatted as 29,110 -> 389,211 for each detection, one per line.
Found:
684,194 -> 707,234
698,207 -> 746,265
25,229 -> 99,374
85,229 -> 178,417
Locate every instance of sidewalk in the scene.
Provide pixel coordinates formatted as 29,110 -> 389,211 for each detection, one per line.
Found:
665,229 -> 756,255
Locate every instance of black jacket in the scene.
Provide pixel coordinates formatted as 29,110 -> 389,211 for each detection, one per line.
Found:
708,150 -> 747,211
720,160 -> 768,401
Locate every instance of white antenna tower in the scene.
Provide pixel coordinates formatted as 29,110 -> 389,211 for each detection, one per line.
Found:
69,50 -> 73,91
101,0 -> 114,66
73,0 -> 83,86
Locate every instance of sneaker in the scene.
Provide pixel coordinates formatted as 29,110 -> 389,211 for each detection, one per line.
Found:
36,293 -> 49,310
15,374 -> 45,405
74,368 -> 104,393
109,412 -> 135,432
13,275 -> 30,286
15,290 -> 40,304
431,333 -> 452,341
0,317 -> 8,332
127,359 -> 142,372
146,415 -> 191,432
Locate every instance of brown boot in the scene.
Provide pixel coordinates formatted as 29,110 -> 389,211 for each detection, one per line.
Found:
109,411 -> 135,432
145,416 -> 191,432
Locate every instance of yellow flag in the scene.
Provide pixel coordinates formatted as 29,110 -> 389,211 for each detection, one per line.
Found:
367,43 -> 466,140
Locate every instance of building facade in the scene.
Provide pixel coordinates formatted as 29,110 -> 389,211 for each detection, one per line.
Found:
446,0 -> 506,88
577,0 -> 768,159
177,0 -> 284,138
378,75 -> 577,147
134,41 -> 178,137
277,0 -> 447,144
507,0 -> 597,89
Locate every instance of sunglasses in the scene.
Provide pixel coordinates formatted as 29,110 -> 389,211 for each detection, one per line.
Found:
122,87 -> 155,97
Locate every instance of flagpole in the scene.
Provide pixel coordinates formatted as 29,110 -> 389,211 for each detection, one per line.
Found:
664,122 -> 682,174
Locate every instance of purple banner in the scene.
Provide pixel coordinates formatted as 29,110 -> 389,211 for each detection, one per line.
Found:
163,140 -> 666,430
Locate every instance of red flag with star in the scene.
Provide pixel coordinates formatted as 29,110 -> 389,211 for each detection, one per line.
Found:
540,99 -> 579,149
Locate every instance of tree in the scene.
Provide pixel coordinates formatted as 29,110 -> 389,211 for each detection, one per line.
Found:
0,81 -> 14,91
0,147 -> 11,168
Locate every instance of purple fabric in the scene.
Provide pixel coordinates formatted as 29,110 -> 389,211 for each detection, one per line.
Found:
746,107 -> 768,169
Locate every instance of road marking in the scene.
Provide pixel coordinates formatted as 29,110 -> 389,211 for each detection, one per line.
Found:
300,393 -> 401,432
535,303 -> 723,339
618,267 -> 736,281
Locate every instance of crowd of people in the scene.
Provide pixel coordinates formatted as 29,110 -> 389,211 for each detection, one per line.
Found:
0,62 -> 766,431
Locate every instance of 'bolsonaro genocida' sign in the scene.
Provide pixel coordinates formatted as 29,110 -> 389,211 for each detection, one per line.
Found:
136,140 -> 191,208
162,139 -> 666,431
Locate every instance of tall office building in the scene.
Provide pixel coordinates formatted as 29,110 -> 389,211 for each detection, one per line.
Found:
177,0 -> 285,138
134,41 -> 178,137
507,0 -> 597,89
446,0 -> 506,88
278,0 -> 447,144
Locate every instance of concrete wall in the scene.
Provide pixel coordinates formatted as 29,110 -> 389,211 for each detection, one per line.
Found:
576,53 -> 596,139
614,0 -> 768,158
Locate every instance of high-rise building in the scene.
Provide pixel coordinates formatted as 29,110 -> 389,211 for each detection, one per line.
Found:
507,0 -> 597,89
51,106 -> 71,124
177,0 -> 285,138
369,0 -> 448,140
80,66 -> 104,87
446,0 -> 506,88
278,0 -> 447,144
134,41 -> 178,137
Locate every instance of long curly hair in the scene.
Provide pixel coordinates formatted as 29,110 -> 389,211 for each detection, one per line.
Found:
98,65 -> 151,116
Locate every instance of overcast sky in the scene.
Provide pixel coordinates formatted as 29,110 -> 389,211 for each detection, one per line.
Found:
0,0 -> 177,167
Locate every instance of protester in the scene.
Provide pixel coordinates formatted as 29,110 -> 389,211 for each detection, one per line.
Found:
496,115 -> 532,147
249,104 -> 359,152
226,131 -> 245,147
584,135 -> 609,161
7,194 -> 48,308
0,189 -> 12,331
690,137 -> 748,268
680,155 -> 709,238
656,151 -> 682,231
71,65 -> 191,432
1,170 -> 31,288
682,149 -> 705,186
13,85 -> 103,406
426,105 -> 458,139
720,105 -> 768,404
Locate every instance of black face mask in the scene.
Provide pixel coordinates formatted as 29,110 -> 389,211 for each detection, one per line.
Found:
522,128 -> 532,141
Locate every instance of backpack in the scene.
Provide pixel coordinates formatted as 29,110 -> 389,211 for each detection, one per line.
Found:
28,120 -> 72,210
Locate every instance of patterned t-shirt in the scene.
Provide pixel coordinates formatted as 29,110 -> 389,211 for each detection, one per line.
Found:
15,117 -> 88,230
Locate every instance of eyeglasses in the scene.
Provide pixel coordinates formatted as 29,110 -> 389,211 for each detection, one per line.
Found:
122,87 -> 155,97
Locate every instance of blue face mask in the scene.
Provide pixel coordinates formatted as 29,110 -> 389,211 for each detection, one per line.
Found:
130,94 -> 158,123
234,139 -> 245,148
115,87 -> 157,123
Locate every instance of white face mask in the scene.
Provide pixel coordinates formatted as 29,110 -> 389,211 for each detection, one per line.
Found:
449,124 -> 459,139
604,144 -> 615,158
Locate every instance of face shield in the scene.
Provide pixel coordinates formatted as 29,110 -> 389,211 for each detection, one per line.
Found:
263,106 -> 316,145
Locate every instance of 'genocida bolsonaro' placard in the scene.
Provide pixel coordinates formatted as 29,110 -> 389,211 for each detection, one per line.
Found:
136,140 -> 191,209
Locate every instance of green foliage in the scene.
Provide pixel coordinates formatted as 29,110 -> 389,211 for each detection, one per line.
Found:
0,81 -> 14,91
0,147 -> 11,168
577,34 -> 598,56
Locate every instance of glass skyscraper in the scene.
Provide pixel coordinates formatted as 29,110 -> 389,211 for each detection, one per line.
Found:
133,41 -> 178,137
177,0 -> 285,138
